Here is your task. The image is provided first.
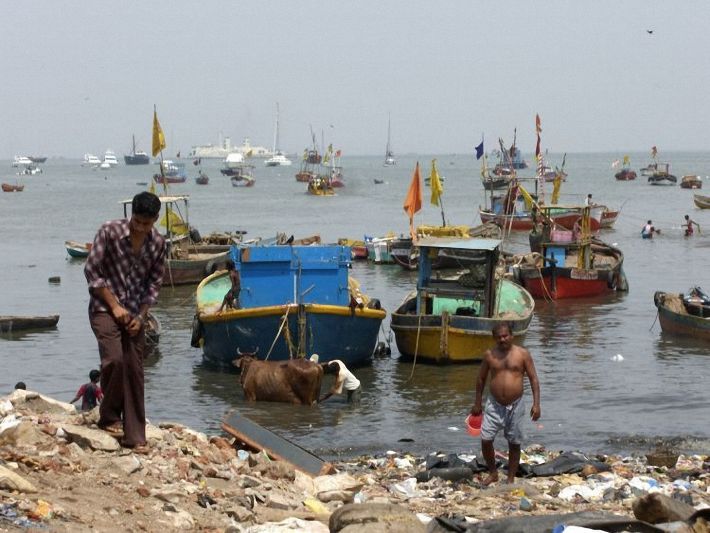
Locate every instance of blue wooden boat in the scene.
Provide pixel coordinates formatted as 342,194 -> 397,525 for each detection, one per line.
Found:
654,289 -> 710,340
192,244 -> 386,367
65,240 -> 91,258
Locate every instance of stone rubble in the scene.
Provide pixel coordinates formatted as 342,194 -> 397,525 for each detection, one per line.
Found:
0,389 -> 708,532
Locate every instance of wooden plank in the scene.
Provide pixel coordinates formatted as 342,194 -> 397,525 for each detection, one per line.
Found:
222,410 -> 335,477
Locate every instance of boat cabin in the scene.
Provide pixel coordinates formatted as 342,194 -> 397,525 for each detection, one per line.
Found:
229,244 -> 351,308
414,238 -> 502,319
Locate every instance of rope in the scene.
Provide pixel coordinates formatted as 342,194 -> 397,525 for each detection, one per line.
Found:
649,309 -> 659,331
264,306 -> 290,360
407,312 -> 424,382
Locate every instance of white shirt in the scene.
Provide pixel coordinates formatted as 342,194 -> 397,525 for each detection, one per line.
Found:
584,196 -> 593,206
331,360 -> 361,393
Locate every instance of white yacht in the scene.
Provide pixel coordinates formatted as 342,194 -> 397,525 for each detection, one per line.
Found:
103,150 -> 119,167
12,156 -> 33,167
264,103 -> 292,167
82,153 -> 102,167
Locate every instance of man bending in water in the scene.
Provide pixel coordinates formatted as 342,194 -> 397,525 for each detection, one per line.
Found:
471,323 -> 541,485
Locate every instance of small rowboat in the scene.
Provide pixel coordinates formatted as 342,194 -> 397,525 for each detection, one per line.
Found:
2,183 -> 24,192
145,312 -> 161,353
693,194 -> 710,209
0,315 -> 59,333
654,290 -> 710,340
65,240 -> 92,258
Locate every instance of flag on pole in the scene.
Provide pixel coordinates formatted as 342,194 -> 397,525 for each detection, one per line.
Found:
475,140 -> 484,160
335,149 -> 342,158
623,155 -> 630,166
611,159 -> 621,169
152,107 -> 166,157
551,174 -> 562,204
651,146 -> 657,159
403,163 -> 422,240
429,159 -> 443,206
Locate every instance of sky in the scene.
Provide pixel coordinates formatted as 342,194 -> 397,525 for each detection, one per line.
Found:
2,1 -> 710,159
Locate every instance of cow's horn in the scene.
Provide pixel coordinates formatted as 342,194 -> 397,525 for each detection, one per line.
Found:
236,347 -> 242,356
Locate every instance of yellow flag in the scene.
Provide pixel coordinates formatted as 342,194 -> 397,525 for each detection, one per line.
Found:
302,149 -> 308,161
623,155 -> 630,166
518,184 -> 535,210
152,108 -> 166,157
429,159 -> 443,206
160,208 -> 189,235
246,149 -> 253,157
149,180 -> 156,195
551,174 -> 562,204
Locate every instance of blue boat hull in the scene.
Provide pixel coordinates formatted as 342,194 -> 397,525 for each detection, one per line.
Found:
199,305 -> 384,367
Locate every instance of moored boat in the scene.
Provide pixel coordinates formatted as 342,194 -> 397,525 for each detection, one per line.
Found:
192,244 -> 386,367
124,135 -> 150,165
654,288 -> 710,340
680,175 -> 702,189
307,176 -> 335,196
615,168 -> 637,181
390,237 -> 534,363
2,183 -> 24,192
65,240 -> 92,258
647,162 -> 677,185
195,171 -> 209,185
383,114 -> 396,166
231,176 -> 255,187
0,315 -> 59,333
693,193 -> 710,209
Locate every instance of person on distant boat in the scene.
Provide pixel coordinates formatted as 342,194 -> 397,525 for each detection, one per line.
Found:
584,194 -> 596,207
641,220 -> 660,239
14,382 -> 26,390
319,358 -> 362,405
471,323 -> 541,486
70,369 -> 103,411
219,260 -> 241,312
84,191 -> 165,454
683,215 -> 701,237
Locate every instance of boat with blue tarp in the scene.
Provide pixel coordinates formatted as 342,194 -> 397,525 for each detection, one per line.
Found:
390,237 -> 534,363
192,244 -> 386,367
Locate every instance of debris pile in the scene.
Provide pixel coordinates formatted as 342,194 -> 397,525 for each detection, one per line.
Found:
1,390 -> 709,532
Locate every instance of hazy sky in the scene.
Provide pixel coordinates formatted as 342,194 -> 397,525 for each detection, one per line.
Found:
2,1 -> 709,159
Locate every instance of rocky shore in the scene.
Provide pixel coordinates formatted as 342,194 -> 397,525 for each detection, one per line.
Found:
1,389 -> 709,532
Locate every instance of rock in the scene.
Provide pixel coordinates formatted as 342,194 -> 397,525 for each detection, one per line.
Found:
225,504 -> 254,522
61,424 -> 121,451
266,491 -> 302,511
329,503 -> 426,533
165,509 -> 195,529
111,455 -> 142,475
632,492 -> 696,524
0,420 -> 53,447
153,489 -> 186,504
245,518 -> 329,533
239,475 -> 263,489
314,473 -> 363,503
646,449 -> 679,468
9,390 -> 75,414
0,464 -> 38,493
293,469 -> 316,495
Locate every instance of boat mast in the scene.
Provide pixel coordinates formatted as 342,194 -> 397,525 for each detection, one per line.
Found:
272,103 -> 280,155
385,114 -> 391,158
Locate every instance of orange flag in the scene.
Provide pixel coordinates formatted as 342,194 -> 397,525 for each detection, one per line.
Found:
403,162 -> 422,239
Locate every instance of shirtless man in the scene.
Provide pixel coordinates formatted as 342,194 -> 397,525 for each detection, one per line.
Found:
471,323 -> 541,485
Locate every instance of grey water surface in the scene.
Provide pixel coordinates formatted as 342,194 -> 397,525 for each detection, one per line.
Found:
2,152 -> 709,459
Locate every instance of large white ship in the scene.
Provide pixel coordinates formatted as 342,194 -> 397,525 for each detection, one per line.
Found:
189,136 -> 272,159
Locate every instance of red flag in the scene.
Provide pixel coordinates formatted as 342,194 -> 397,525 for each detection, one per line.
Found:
403,163 -> 422,239
335,149 -> 342,157
535,114 -> 542,134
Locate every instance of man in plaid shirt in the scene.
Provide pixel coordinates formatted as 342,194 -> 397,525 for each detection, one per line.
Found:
84,192 -> 165,453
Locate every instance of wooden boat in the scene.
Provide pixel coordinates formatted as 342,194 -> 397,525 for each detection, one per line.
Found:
640,162 -> 658,176
195,171 -> 209,185
192,244 -> 386,367
307,176 -> 335,196
512,207 -> 628,300
693,193 -> 710,209
2,183 -> 24,192
481,175 -> 514,191
647,163 -> 677,185
0,315 -> 59,333
338,238 -> 368,260
65,240 -> 92,258
599,206 -> 620,228
120,195 -> 230,285
231,176 -> 255,187
365,234 -> 396,264
615,169 -> 637,181
145,312 -> 161,352
296,148 -> 321,182
680,175 -> 702,189
654,289 -> 710,340
373,179 -> 385,185
391,223 -> 502,271
390,237 -> 534,363
329,167 -> 345,187
153,174 -> 187,184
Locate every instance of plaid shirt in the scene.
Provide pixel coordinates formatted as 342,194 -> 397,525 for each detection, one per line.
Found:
84,219 -> 166,316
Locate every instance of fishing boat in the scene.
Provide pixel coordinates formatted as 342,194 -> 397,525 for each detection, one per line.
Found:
296,129 -> 322,182
693,193 -> 710,209
647,163 -> 677,185
365,234 -> 397,264
120,195 -> 230,285
144,312 -> 161,352
511,206 -> 627,300
0,315 -> 59,333
264,103 -> 292,167
82,153 -> 101,167
599,206 -> 620,228
231,175 -> 255,187
12,156 -> 33,167
390,237 -> 534,363
195,170 -> 209,185
640,162 -> 658,176
153,173 -> 187,184
28,156 -> 47,164
653,288 -> 710,340
307,176 -> 334,196
391,223 -> 502,271
124,135 -> 150,165
2,183 -> 24,192
680,175 -> 702,189
65,240 -> 92,258
192,244 -> 386,367
615,168 -> 637,181
383,114 -> 396,166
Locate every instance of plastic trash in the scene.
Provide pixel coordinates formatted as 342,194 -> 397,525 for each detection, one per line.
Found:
237,449 -> 249,461
415,467 -> 474,483
390,477 -> 419,499
352,492 -> 367,504
303,497 -> 329,514
394,457 -> 412,469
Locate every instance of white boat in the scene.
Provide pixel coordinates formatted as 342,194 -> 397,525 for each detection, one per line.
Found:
383,114 -> 396,166
103,150 -> 119,167
264,103 -> 292,167
83,153 -> 101,167
12,156 -> 33,167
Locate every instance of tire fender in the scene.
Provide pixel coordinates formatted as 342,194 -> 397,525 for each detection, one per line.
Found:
190,315 -> 203,348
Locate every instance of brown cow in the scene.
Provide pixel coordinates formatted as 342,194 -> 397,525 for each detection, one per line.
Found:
233,355 -> 324,405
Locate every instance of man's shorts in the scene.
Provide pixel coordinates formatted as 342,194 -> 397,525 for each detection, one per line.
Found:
346,387 -> 361,405
480,396 -> 525,445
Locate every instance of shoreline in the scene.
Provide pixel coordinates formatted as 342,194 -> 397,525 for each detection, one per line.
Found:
1,389 -> 709,532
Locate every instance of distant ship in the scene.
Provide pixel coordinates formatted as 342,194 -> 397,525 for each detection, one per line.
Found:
124,135 -> 150,165
189,136 -> 272,159
29,156 -> 47,163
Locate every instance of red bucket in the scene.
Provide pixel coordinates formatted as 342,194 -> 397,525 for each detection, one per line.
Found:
465,414 -> 483,437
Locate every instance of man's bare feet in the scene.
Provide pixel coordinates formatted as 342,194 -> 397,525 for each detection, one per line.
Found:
481,472 -> 499,486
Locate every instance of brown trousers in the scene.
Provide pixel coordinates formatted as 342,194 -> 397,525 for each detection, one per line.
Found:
90,312 -> 146,447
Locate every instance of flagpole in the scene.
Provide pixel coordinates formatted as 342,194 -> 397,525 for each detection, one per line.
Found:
438,196 -> 446,227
